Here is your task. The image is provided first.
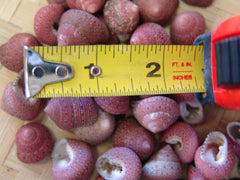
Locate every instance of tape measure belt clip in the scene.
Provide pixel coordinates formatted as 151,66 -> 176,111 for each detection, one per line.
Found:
24,46 -> 73,98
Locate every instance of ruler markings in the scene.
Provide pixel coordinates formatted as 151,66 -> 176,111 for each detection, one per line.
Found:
33,45 -> 205,98
179,45 -> 181,58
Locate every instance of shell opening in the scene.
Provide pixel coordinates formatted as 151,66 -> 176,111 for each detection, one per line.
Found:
52,139 -> 72,168
202,132 -> 227,163
179,101 -> 203,124
227,122 -> 240,143
98,157 -> 123,179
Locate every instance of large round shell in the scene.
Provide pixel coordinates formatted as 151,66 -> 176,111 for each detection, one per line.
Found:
132,96 -> 180,133
16,123 -> 53,163
44,97 -> 98,130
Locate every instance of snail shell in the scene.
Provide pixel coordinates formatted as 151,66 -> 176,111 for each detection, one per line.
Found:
113,117 -> 155,161
142,145 -> 183,180
44,97 -> 98,130
132,96 -> 180,133
94,96 -> 130,115
52,138 -> 94,180
194,131 -> 236,180
96,147 -> 142,180
1,71 -> 44,121
16,122 -> 53,163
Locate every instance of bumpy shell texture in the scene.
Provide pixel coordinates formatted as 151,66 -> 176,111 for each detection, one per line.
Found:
142,145 -> 183,180
130,22 -> 172,45
73,109 -> 116,146
132,96 -> 180,133
133,0 -> 179,25
194,131 -> 236,180
160,122 -> 199,164
52,138 -> 94,180
1,71 -> 44,121
0,33 -> 40,72
57,9 -> 110,45
16,123 -> 53,163
96,147 -> 142,180
113,118 -> 155,161
94,96 -> 130,115
170,11 -> 205,45
34,4 -> 64,45
44,97 -> 98,130
104,0 -> 140,36
66,0 -> 105,14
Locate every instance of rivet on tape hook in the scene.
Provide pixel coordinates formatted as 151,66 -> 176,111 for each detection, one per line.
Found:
24,46 -> 73,98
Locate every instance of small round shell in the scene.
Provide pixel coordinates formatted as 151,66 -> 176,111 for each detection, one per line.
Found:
16,123 -> 53,163
132,96 -> 180,133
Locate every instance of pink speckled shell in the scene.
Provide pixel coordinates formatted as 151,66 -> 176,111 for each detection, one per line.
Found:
188,165 -> 207,180
96,147 -> 142,180
52,138 -> 94,180
133,0 -> 179,25
132,96 -> 180,133
16,123 -> 53,163
73,109 -> 116,145
1,72 -> 44,121
34,4 -> 64,45
160,122 -> 199,164
170,11 -> 205,45
57,9 -> 109,45
66,0 -> 105,14
194,131 -> 236,180
104,0 -> 140,34
94,96 -> 130,115
0,33 -> 40,72
113,118 -> 155,161
142,145 -> 183,180
130,23 -> 172,45
44,97 -> 98,130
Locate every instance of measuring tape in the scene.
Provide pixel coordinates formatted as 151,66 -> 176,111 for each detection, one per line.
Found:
24,44 -> 205,98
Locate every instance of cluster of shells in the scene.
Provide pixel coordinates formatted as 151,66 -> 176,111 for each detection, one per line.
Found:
0,0 -> 239,179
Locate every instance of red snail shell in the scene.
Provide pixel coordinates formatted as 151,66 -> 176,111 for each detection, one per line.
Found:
170,11 -> 205,45
132,96 -> 180,133
160,122 -> 199,164
44,97 -> 98,130
113,117 -> 155,161
194,131 -> 236,180
1,71 -> 44,121
16,123 -> 53,163
142,145 -> 183,180
34,4 -> 64,45
73,109 -> 116,146
94,96 -> 130,115
51,138 -> 94,180
96,147 -> 142,180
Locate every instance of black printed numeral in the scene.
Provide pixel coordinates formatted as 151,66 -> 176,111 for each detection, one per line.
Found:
146,62 -> 161,77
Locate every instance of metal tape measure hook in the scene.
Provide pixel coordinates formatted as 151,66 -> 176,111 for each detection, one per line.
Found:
24,46 -> 73,98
